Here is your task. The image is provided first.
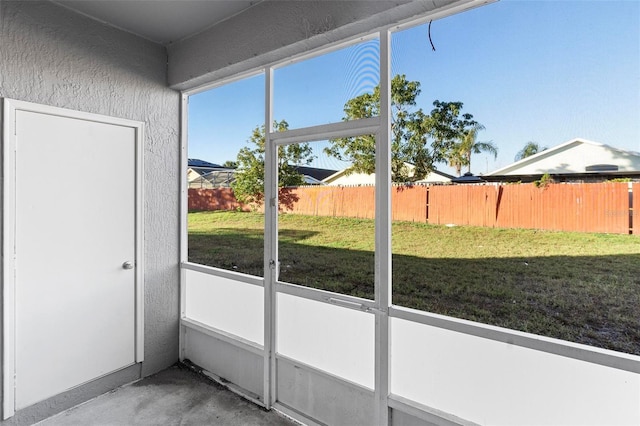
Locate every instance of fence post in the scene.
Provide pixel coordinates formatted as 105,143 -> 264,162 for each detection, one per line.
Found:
425,186 -> 430,223
629,182 -> 634,235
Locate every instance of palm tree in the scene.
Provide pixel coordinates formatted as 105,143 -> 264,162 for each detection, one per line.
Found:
515,141 -> 546,161
448,124 -> 498,176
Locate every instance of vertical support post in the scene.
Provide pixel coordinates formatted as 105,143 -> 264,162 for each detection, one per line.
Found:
3,99 -> 17,420
263,66 -> 277,409
628,181 -> 633,234
375,29 -> 392,426
178,93 -> 189,361
134,116 -> 146,364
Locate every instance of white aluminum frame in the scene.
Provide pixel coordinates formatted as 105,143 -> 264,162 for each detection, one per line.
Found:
269,118 -> 380,146
179,93 -> 189,362
264,35 -> 390,419
389,305 -> 640,374
375,28 -> 392,426
263,66 -> 278,408
2,99 -> 145,419
178,0 -> 640,423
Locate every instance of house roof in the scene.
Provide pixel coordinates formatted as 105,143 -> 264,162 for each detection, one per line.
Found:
323,166 -> 455,184
293,166 -> 338,182
188,158 -> 223,169
451,172 -> 484,184
427,169 -> 457,181
486,138 -> 640,176
191,165 -> 330,187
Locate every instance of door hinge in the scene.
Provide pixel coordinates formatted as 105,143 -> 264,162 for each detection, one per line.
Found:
270,197 -> 276,207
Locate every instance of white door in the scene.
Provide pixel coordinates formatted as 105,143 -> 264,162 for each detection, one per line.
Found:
3,100 -> 144,416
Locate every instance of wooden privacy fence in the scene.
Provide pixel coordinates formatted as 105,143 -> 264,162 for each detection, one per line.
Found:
189,182 -> 637,234
282,185 -> 377,219
188,188 -> 251,212
428,183 -> 631,234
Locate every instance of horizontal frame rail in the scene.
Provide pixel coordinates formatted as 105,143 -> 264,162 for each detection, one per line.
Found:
269,117 -> 379,145
200,368 -> 265,409
388,394 -> 479,426
271,403 -> 323,426
389,305 -> 640,374
182,261 -> 264,287
181,317 -> 264,356
276,281 -> 377,313
276,353 -> 376,394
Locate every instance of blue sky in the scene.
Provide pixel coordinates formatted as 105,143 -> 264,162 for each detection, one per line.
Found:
188,0 -> 640,175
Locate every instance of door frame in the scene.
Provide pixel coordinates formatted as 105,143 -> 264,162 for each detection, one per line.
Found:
1,99 -> 145,419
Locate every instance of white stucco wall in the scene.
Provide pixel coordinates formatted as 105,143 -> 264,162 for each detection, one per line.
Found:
0,1 -> 180,423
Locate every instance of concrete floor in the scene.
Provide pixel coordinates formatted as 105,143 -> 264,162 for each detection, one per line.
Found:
37,364 -> 298,426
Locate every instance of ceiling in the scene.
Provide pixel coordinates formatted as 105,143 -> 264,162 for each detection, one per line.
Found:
52,0 -> 262,45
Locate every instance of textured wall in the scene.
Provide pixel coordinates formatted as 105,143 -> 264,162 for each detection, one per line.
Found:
0,0 -> 180,423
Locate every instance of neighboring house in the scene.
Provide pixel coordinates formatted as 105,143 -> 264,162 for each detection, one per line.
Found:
188,158 -> 223,169
484,138 -> 640,182
323,170 -> 377,186
414,169 -> 456,184
187,158 -> 235,188
189,162 -> 336,188
187,168 -> 204,183
187,158 -> 223,180
323,164 -> 454,185
189,170 -> 237,188
293,166 -> 337,184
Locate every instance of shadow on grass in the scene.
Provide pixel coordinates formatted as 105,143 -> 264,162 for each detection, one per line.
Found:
189,230 -> 640,356
189,228 -> 318,277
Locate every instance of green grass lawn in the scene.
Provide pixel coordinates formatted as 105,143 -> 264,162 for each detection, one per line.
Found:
189,211 -> 640,355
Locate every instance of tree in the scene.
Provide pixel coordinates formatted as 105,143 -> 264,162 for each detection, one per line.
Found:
222,160 -> 238,169
515,141 -> 546,161
232,120 -> 314,205
430,100 -> 482,173
324,75 -> 480,182
447,124 -> 498,176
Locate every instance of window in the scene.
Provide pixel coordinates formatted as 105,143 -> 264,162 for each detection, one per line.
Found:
276,139 -> 376,299
274,38 -> 380,129
390,1 -> 640,355
187,74 -> 265,277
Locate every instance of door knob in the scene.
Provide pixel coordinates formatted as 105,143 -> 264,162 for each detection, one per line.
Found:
122,261 -> 134,270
